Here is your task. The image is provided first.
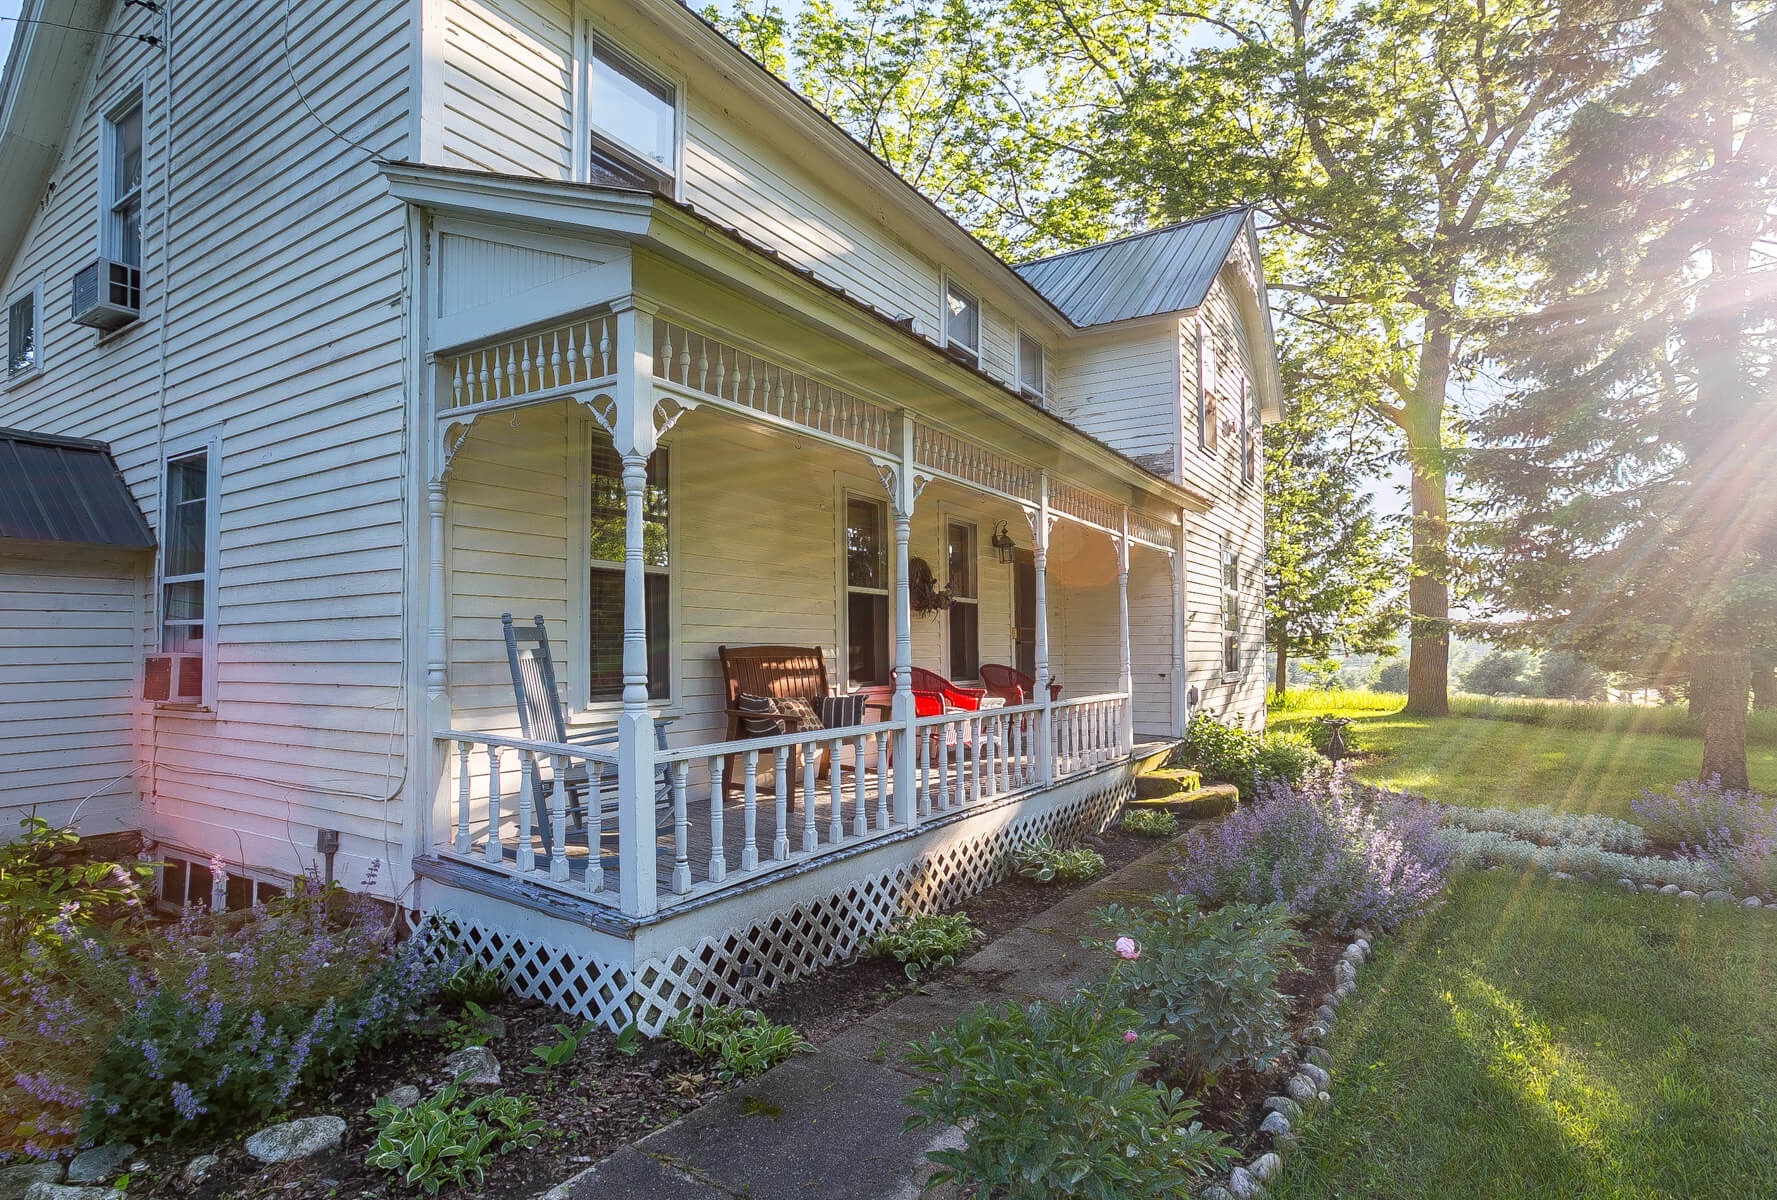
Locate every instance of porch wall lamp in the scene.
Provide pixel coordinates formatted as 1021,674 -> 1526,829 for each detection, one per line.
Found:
990,521 -> 1017,564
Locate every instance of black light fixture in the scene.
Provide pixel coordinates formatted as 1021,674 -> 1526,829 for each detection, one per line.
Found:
990,521 -> 1017,564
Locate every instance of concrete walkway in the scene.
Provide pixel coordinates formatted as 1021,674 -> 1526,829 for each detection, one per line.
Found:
542,841 -> 1183,1200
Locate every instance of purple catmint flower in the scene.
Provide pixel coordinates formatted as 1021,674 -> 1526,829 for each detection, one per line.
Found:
169,1082 -> 206,1121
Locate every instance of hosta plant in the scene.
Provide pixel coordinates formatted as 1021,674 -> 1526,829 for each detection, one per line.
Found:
1119,809 -> 1179,839
366,1083 -> 543,1195
662,1006 -> 811,1080
1011,836 -> 1105,884
904,995 -> 1233,1199
869,912 -> 981,979
1091,896 -> 1300,1092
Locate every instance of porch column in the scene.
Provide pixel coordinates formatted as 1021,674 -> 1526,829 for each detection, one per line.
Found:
1172,517 -> 1188,737
1030,474 -> 1054,786
612,301 -> 659,918
1117,510 -> 1134,755
889,414 -> 918,827
425,478 -> 449,721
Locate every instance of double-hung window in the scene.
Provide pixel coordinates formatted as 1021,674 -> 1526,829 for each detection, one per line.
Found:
1017,331 -> 1045,403
585,36 -> 676,194
586,432 -> 670,702
1195,316 -> 1215,453
160,447 -> 216,705
943,279 -> 980,367
845,496 -> 890,686
104,96 -> 144,268
1221,535 -> 1241,676
1241,377 -> 1257,483
946,520 -> 980,680
6,285 -> 39,378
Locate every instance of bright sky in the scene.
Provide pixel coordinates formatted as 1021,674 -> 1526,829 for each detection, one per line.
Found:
0,1 -> 21,68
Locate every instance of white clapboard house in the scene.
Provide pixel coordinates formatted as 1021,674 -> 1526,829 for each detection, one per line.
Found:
0,0 -> 1277,1028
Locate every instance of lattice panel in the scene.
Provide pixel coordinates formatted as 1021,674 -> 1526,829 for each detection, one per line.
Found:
436,776 -> 1134,1034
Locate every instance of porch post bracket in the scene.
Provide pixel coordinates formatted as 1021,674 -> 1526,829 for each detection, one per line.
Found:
652,395 -> 699,439
436,416 -> 479,480
573,392 -> 619,437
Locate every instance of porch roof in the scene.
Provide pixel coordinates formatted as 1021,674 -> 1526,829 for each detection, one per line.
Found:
0,427 -> 155,550
381,163 -> 1215,516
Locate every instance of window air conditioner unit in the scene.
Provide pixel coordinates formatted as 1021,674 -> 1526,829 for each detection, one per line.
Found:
144,654 -> 203,703
71,258 -> 141,330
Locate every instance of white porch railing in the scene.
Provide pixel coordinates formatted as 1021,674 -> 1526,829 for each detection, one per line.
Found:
434,692 -> 1131,913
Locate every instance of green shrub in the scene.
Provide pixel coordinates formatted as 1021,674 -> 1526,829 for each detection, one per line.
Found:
662,1006 -> 811,1080
904,995 -> 1232,1199
440,958 -> 506,1008
1120,809 -> 1179,838
1011,836 -> 1105,884
868,913 -> 981,980
1176,714 -> 1324,796
0,816 -> 152,965
1254,730 -> 1321,790
366,1083 -> 542,1194
1092,897 -> 1301,1092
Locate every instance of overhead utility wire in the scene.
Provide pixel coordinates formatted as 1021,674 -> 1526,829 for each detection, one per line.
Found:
0,14 -> 161,47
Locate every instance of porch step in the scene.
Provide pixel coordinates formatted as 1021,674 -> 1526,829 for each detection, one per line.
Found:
1127,768 -> 1239,819
1130,738 -> 1178,775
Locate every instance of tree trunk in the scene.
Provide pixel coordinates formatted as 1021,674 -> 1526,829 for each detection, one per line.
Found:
1752,653 -> 1776,711
1402,318 -> 1453,717
1274,640 -> 1289,701
1694,650 -> 1751,790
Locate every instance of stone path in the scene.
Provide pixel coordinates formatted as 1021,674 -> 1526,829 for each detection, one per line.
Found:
541,844 -> 1183,1200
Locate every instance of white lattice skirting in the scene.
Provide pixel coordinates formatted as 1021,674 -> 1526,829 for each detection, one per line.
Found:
428,768 -> 1134,1033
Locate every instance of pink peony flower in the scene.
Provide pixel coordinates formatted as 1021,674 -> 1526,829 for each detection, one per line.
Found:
1123,1030 -> 1139,1043
1114,936 -> 1140,960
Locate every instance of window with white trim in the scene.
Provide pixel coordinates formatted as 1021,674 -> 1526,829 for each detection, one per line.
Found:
6,285 -> 40,378
1221,535 -> 1242,675
1196,315 -> 1216,453
585,35 -> 677,194
943,279 -> 980,367
587,430 -> 670,702
1241,377 -> 1258,483
845,495 -> 891,686
946,519 -> 979,680
159,447 -> 217,705
103,95 -> 144,268
1017,331 -> 1045,402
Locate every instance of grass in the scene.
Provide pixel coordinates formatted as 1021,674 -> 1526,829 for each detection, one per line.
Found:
1267,868 -> 1777,1200
1269,704 -> 1777,820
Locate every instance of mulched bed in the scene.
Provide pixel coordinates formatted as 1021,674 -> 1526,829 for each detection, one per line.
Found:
122,825 -> 1356,1198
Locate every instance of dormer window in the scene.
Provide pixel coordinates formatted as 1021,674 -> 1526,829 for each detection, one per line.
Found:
943,279 -> 980,367
586,37 -> 676,194
1017,331 -> 1045,402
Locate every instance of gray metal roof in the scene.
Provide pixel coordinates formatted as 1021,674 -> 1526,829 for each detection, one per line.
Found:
0,428 -> 155,549
1015,208 -> 1251,327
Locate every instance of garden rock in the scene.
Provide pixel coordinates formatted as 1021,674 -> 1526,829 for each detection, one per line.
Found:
1550,871 -> 1575,882
1334,979 -> 1355,999
1619,878 -> 1638,892
1316,1004 -> 1338,1026
442,1045 -> 501,1084
1199,1187 -> 1236,1200
1299,1061 -> 1331,1090
1287,1074 -> 1319,1104
1703,890 -> 1733,905
1334,960 -> 1358,985
244,1115 -> 346,1164
1659,884 -> 1680,895
1263,1095 -> 1303,1120
1249,1152 -> 1282,1182
1745,897 -> 1763,908
1259,1111 -> 1293,1139
1227,1166 -> 1264,1199
181,1156 -> 220,1185
1305,1046 -> 1333,1068
1678,890 -> 1701,901
383,1084 -> 421,1109
1305,1021 -> 1329,1042
0,1163 -> 63,1200
22,1186 -> 111,1200
1340,944 -> 1365,964
1640,882 -> 1660,893
66,1144 -> 134,1183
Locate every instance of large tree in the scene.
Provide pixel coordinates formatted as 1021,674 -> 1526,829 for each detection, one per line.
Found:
1468,0 -> 1777,786
1265,354 -> 1404,698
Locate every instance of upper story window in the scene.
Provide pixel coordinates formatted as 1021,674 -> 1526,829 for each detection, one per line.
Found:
103,95 -> 144,268
586,37 -> 676,194
1221,534 -> 1241,676
7,285 -> 40,379
1017,331 -> 1045,403
943,279 -> 980,367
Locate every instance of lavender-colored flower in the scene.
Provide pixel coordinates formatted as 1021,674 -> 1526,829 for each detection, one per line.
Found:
169,1081 -> 207,1121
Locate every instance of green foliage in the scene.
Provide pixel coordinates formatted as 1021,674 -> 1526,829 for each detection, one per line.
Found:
614,1020 -> 642,1057
524,1020 -> 595,1075
1178,713 -> 1324,796
1010,836 -> 1104,884
1255,730 -> 1321,790
366,1084 -> 543,1195
662,1007 -> 812,1081
440,958 -> 506,1009
904,995 -> 1233,1199
1269,689 -> 1404,718
1092,897 -> 1301,1092
1443,695 -> 1777,747
868,913 -> 981,980
1119,809 -> 1179,838
0,817 -> 152,965
440,1001 -> 498,1051
1461,649 -> 1534,697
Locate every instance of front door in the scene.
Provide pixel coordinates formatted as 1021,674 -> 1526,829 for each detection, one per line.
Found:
1012,549 -> 1036,679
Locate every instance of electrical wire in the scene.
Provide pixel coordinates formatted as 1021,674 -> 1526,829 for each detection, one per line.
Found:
0,14 -> 160,47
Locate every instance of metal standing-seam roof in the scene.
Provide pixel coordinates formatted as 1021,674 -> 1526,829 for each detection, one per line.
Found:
0,427 -> 156,549
1015,208 -> 1252,328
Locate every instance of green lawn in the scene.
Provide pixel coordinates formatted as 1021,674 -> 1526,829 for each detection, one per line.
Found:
1269,708 -> 1777,819
1268,868 -> 1777,1200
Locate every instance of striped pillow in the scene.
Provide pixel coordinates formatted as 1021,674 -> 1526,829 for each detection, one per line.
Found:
735,693 -> 784,736
817,693 -> 869,729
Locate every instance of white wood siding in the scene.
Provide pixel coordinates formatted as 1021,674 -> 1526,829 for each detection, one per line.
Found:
1049,323 -> 1180,477
0,0 -> 417,885
0,551 -> 148,837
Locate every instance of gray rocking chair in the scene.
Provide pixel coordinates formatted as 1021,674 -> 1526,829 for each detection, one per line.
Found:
502,613 -> 672,854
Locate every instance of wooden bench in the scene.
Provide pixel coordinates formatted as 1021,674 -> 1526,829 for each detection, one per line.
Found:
717,644 -> 840,801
